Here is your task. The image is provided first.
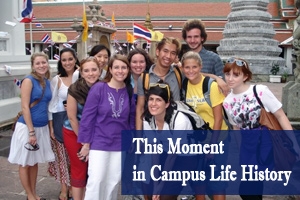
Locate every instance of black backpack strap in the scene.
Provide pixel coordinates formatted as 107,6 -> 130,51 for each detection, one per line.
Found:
202,76 -> 210,95
181,78 -> 188,101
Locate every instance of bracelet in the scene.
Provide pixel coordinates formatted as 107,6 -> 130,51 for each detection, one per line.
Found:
29,130 -> 35,133
29,133 -> 36,137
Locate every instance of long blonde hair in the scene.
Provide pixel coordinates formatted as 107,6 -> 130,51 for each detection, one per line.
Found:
30,52 -> 50,88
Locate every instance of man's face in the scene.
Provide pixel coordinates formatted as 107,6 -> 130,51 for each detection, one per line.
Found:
156,43 -> 177,69
185,28 -> 203,52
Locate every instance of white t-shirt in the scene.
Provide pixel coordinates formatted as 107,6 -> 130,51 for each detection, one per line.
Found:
223,84 -> 282,129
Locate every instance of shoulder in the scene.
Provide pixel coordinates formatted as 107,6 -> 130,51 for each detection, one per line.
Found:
91,81 -> 106,90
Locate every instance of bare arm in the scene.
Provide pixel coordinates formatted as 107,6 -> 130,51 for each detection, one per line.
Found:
21,78 -> 36,144
66,94 -> 79,135
203,73 -> 229,96
212,104 -> 223,130
273,108 -> 293,130
48,120 -> 55,139
136,95 -> 145,130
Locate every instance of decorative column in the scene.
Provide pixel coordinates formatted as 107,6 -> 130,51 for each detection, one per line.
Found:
217,0 -> 285,77
71,0 -> 116,61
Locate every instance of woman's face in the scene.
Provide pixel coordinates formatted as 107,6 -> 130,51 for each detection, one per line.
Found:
130,53 -> 146,76
32,56 -> 49,77
147,94 -> 169,117
109,60 -> 129,83
182,58 -> 201,83
224,70 -> 247,89
94,49 -> 109,69
80,61 -> 101,86
60,52 -> 76,73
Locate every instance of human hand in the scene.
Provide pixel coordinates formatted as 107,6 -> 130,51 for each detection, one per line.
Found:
216,77 -> 230,96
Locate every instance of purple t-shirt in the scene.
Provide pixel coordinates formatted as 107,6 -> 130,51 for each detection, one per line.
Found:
78,82 -> 136,151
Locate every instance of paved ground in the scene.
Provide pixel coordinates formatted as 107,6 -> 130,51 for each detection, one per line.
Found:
0,82 -> 298,200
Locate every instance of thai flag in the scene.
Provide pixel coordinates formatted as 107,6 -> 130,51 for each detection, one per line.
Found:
41,33 -> 50,43
133,23 -> 151,42
63,43 -> 72,48
20,0 -> 33,23
54,54 -> 60,60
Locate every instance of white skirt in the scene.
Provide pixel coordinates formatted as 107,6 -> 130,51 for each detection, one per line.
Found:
8,122 -> 55,167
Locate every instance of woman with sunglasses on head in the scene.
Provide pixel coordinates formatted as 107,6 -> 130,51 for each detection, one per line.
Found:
48,48 -> 80,200
77,54 -> 135,200
8,53 -> 55,200
222,57 -> 293,200
62,57 -> 102,200
181,51 -> 228,200
142,82 -> 197,200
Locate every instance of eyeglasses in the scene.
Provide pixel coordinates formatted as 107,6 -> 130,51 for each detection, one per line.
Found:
24,142 -> 40,151
227,57 -> 248,68
149,83 -> 170,101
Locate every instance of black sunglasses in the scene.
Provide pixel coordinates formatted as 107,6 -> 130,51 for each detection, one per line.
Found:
24,143 -> 40,151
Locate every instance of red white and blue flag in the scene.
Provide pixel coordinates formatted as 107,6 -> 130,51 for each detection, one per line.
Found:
35,23 -> 43,28
19,0 -> 33,23
54,54 -> 60,60
133,23 -> 151,42
63,43 -> 72,48
41,33 -> 50,43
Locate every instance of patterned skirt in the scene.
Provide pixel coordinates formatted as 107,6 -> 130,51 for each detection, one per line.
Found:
48,138 -> 71,186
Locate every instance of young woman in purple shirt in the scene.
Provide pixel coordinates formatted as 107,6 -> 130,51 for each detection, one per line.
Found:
77,54 -> 135,200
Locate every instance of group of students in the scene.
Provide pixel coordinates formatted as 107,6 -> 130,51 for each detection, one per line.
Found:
7,18 -> 296,200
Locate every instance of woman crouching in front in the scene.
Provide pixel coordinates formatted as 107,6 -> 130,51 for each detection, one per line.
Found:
142,83 -> 198,200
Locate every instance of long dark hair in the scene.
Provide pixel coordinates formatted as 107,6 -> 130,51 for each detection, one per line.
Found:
127,48 -> 153,72
103,54 -> 131,86
58,48 -> 79,77
142,82 -> 175,124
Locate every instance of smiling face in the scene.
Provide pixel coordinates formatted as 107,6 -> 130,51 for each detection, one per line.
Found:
130,53 -> 146,76
156,43 -> 177,69
32,56 -> 49,77
80,60 -> 101,86
185,28 -> 203,52
147,94 -> 169,117
182,58 -> 202,84
60,51 -> 76,74
109,59 -> 129,83
224,70 -> 247,90
94,49 -> 109,69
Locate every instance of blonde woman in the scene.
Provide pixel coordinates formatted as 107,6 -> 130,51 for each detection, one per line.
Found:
8,53 -> 55,200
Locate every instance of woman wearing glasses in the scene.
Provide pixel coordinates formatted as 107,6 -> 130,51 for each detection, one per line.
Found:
77,54 -> 135,200
8,53 -> 55,200
63,57 -> 102,200
181,51 -> 228,200
222,57 -> 293,199
142,83 -> 196,200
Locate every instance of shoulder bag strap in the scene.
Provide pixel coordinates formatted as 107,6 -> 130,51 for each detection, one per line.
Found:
253,85 -> 264,108
29,85 -> 46,108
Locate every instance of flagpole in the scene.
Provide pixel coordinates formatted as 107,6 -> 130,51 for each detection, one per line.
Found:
30,22 -> 33,55
83,0 -> 87,58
